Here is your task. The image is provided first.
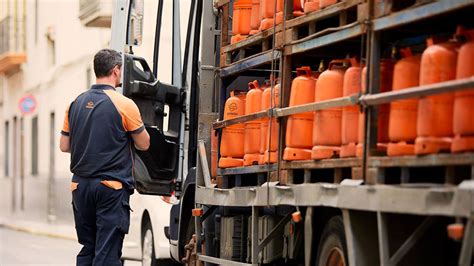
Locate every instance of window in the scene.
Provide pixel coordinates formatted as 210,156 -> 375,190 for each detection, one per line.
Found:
13,116 -> 17,179
20,117 -> 24,179
31,116 -> 38,176
4,121 -> 9,177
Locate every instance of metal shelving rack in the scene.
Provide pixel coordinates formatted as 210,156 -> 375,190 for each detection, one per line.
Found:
194,0 -> 474,265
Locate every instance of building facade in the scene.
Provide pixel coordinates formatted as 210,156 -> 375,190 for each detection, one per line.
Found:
0,0 -> 184,223
0,0 -> 110,221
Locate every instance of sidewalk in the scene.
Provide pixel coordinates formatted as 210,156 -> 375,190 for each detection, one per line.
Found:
0,215 -> 77,241
0,177 -> 77,241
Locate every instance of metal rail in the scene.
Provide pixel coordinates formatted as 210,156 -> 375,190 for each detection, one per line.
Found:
196,182 -> 472,217
280,158 -> 361,169
369,153 -> 474,168
284,22 -> 363,55
220,50 -> 282,77
275,94 -> 359,117
221,25 -> 284,53
197,255 -> 254,266
360,77 -> 474,106
213,109 -> 270,129
212,77 -> 474,129
217,164 -> 277,176
372,0 -> 474,32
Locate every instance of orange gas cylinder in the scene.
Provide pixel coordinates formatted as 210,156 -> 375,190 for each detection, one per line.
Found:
211,130 -> 218,177
260,0 -> 281,19
261,82 -> 281,164
250,0 -> 261,35
340,58 -> 362,157
304,0 -> 320,13
219,91 -> 246,168
275,0 -> 305,24
244,80 -> 264,166
415,37 -> 459,155
312,59 -> 348,159
356,59 -> 394,157
320,0 -> 337,9
284,66 -> 317,161
387,48 -> 421,156
259,0 -> 282,31
452,27 -> 474,153
231,34 -> 248,44
233,0 -> 252,35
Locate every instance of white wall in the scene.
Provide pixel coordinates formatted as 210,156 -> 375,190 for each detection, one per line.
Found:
1,0 -> 110,180
0,0 -> 193,180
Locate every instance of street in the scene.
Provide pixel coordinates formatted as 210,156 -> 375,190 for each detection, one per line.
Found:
0,227 -> 141,266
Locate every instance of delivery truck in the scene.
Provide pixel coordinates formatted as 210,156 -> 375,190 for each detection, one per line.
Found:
112,0 -> 474,265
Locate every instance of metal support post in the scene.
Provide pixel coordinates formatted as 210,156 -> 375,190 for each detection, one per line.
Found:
363,28 -> 381,180
342,209 -> 357,266
277,54 -> 292,180
198,140 -> 212,188
459,218 -> 474,266
304,207 -> 314,266
377,212 -> 390,266
195,204 -> 203,254
251,206 -> 260,264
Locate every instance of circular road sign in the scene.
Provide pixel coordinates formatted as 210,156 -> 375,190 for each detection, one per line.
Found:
19,95 -> 37,115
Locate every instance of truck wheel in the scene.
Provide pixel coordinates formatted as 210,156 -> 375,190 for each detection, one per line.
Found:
142,221 -> 157,266
316,216 -> 348,266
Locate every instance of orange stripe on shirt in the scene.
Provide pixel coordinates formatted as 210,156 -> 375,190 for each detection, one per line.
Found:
104,89 -> 144,133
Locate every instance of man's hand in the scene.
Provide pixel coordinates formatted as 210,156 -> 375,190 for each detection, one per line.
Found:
60,135 -> 71,153
131,129 -> 150,151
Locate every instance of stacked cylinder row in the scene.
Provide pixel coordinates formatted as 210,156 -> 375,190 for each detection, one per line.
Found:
231,0 -> 337,44
218,79 -> 281,168
217,26 -> 474,168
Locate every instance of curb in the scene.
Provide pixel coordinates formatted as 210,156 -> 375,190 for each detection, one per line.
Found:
0,222 -> 77,241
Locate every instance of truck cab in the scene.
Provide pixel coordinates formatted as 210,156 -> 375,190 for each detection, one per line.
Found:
110,0 -> 217,263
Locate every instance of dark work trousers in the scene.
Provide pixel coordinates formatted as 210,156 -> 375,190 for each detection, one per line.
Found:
71,176 -> 131,266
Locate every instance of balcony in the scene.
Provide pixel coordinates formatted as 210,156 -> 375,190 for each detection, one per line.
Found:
0,16 -> 27,75
79,0 -> 113,28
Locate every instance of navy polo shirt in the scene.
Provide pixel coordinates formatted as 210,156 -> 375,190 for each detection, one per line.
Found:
61,84 -> 144,189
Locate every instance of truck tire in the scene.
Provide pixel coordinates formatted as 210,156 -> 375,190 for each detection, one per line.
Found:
316,216 -> 348,266
142,220 -> 157,266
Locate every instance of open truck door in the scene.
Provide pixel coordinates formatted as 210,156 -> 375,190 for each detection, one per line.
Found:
113,0 -> 188,197
122,54 -> 183,196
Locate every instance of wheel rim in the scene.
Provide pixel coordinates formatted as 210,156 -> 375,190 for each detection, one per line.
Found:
325,247 -> 345,266
142,229 -> 154,266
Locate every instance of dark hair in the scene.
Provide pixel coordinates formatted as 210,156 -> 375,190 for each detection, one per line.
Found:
93,49 -> 122,78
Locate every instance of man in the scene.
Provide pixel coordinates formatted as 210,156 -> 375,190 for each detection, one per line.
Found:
60,49 -> 150,266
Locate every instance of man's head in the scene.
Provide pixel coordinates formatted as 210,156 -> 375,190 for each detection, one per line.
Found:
93,49 -> 122,87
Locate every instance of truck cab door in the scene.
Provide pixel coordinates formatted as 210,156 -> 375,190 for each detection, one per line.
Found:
122,54 -> 183,196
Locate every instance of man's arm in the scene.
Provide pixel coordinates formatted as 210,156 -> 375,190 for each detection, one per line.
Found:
60,135 -> 71,153
131,129 -> 150,151
60,104 -> 71,153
